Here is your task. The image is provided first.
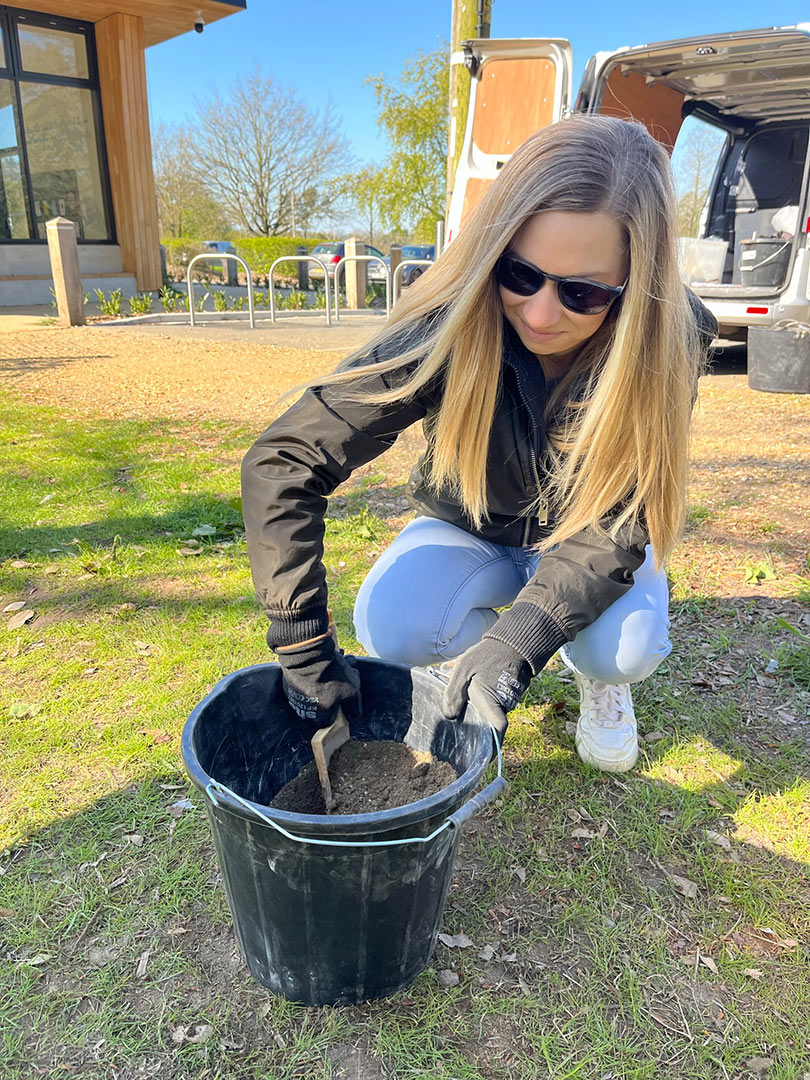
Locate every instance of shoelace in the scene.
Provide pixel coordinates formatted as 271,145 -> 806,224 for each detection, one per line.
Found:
582,681 -> 632,729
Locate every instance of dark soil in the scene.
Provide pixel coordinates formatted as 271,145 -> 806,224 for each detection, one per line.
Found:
269,739 -> 458,815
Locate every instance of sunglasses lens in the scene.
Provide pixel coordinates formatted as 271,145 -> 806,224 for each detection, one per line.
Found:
558,280 -> 616,315
496,255 -> 543,296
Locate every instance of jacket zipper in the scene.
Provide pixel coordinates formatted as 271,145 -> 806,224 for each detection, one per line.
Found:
511,370 -> 549,546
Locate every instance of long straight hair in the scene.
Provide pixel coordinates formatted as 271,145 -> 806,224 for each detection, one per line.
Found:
314,115 -> 700,566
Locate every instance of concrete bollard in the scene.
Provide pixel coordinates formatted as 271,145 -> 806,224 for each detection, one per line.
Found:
344,237 -> 367,310
46,217 -> 85,326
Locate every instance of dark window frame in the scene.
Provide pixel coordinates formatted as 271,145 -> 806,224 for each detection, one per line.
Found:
0,4 -> 116,245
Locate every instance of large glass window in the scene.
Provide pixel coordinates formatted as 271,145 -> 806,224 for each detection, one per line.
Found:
0,81 -> 29,238
0,7 -> 112,242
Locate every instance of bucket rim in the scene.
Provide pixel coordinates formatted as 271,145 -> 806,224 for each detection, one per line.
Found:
181,658 -> 494,837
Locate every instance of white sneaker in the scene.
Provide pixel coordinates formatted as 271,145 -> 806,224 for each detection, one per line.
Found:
574,674 -> 639,773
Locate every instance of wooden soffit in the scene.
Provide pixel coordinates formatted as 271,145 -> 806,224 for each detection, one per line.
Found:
5,0 -> 246,48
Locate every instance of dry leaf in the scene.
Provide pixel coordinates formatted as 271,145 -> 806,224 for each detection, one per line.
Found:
670,874 -> 699,899
177,547 -> 202,557
706,830 -> 732,851
436,969 -> 459,988
7,609 -> 35,630
744,968 -> 764,980
571,827 -> 596,839
699,954 -> 719,974
134,641 -> 152,655
10,560 -> 32,569
746,1059 -> 773,1075
135,949 -> 150,978
779,937 -> 798,949
513,865 -> 527,883
438,932 -> 473,949
478,944 -> 496,961
2,602 -> 25,613
16,953 -> 51,965
0,908 -> 15,918
123,833 -> 144,847
644,731 -> 665,742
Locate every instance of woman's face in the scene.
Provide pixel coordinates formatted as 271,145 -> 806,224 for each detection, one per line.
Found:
498,210 -> 628,370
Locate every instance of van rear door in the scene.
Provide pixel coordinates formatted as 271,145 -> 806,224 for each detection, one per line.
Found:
445,38 -> 573,243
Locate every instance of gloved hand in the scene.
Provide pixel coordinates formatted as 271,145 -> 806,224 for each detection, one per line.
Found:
441,638 -> 533,741
276,633 -> 361,728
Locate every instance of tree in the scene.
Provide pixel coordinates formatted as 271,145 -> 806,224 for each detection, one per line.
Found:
190,67 -> 353,236
672,120 -> 727,237
367,46 -> 448,240
333,165 -> 386,245
152,122 -> 231,238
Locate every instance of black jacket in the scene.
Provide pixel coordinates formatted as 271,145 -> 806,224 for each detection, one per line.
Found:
241,298 -> 717,673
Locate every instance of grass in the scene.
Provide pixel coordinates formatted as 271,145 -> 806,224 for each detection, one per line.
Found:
1,387 -> 808,1079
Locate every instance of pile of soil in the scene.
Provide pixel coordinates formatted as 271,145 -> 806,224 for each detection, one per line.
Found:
269,739 -> 457,815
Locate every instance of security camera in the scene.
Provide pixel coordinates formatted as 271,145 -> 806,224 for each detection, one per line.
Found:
193,11 -> 204,33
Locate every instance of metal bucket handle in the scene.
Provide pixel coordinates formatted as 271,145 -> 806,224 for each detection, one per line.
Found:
205,720 -> 505,849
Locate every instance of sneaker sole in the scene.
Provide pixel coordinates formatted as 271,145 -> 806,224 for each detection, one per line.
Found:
575,738 -> 639,773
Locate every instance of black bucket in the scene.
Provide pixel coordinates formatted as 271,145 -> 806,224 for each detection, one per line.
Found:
748,325 -> 810,394
738,238 -> 791,287
181,658 -> 504,1005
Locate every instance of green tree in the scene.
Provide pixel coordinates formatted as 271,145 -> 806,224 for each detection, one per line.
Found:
367,46 -> 448,240
333,164 -> 386,245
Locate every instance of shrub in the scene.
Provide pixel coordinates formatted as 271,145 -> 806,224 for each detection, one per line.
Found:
233,236 -> 331,283
95,288 -> 123,318
212,290 -> 229,312
128,292 -> 153,316
277,289 -> 307,310
158,284 -> 183,312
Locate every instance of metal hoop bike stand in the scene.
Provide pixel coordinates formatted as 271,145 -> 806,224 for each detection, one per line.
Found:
333,255 -> 391,322
187,253 -> 255,329
268,257 -> 332,325
392,260 -> 434,305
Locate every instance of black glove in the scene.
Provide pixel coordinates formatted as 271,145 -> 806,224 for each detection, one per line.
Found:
276,634 -> 361,728
441,638 -> 532,740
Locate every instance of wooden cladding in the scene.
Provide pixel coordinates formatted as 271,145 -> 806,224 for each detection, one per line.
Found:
472,58 -> 558,156
597,68 -> 685,152
5,1 -> 244,48
95,12 -> 161,290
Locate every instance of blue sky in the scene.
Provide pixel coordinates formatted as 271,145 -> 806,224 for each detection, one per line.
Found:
145,0 -> 810,164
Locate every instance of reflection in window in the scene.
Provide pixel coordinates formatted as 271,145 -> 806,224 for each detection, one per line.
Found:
0,80 -> 29,238
18,23 -> 89,79
0,25 -> 6,69
20,82 -> 108,240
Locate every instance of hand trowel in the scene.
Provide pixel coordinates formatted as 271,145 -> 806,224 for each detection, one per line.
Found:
310,708 -> 350,813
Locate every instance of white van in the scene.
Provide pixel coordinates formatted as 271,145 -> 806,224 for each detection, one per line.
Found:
446,25 -> 810,343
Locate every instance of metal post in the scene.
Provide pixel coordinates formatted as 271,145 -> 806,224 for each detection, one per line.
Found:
187,253 -> 255,329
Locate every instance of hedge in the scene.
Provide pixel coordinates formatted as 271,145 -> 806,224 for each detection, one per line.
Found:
232,236 -> 331,279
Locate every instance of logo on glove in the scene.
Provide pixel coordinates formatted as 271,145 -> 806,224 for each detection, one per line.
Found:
495,670 -> 525,711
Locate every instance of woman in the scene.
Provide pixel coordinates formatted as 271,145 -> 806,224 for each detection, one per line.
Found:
241,115 -> 716,773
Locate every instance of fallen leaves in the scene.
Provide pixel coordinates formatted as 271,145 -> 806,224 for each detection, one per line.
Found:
171,1023 -> 213,1045
744,967 -> 764,980
435,969 -> 459,988
6,609 -> 35,630
438,932 -> 473,949
705,829 -> 732,851
669,873 -> 699,899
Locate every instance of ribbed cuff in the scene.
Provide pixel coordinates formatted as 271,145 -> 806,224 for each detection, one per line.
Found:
484,601 -> 569,675
266,607 -> 330,650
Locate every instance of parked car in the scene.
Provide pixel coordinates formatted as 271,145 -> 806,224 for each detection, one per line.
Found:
308,242 -> 388,286
398,244 -> 435,287
447,25 -> 810,343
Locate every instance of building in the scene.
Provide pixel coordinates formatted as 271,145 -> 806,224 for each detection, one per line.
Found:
0,1 -> 245,306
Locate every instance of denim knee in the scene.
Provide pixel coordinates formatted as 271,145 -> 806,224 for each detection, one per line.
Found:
354,598 -> 441,667
564,616 -> 672,685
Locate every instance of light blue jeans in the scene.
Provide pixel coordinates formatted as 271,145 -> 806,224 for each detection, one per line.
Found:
353,516 -> 671,685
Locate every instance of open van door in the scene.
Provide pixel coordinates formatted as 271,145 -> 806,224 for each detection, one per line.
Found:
445,38 -> 573,244
577,27 -> 810,335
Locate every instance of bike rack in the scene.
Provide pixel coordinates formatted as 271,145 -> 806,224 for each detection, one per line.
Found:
187,253 -> 255,329
392,259 -> 434,304
267,256 -> 332,325
333,255 -> 391,322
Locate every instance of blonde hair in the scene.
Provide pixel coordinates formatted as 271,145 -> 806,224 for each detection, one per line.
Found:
315,115 -> 700,566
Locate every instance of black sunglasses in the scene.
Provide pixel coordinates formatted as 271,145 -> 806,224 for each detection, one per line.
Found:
495,252 -> 625,315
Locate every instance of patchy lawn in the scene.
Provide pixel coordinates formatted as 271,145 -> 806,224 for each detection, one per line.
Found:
0,326 -> 808,1080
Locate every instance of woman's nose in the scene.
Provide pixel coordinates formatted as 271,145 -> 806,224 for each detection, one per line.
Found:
522,279 -> 563,326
